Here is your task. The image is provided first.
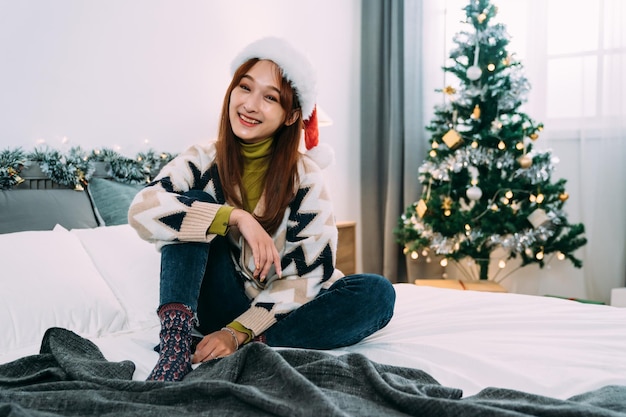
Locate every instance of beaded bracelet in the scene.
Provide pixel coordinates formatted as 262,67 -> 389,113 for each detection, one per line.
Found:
221,327 -> 239,350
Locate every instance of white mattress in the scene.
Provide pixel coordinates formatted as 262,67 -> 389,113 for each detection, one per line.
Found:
90,284 -> 626,399
2,224 -> 625,400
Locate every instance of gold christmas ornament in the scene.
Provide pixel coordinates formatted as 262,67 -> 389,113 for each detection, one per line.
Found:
529,133 -> 539,140
416,199 -> 428,218
442,129 -> 463,149
559,192 -> 570,202
527,208 -> 550,228
442,196 -> 453,210
518,154 -> 532,168
471,104 -> 481,119
477,13 -> 487,23
7,167 -> 25,185
443,86 -> 456,95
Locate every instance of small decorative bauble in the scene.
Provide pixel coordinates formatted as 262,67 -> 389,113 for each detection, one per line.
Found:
466,65 -> 482,81
466,186 -> 483,201
471,104 -> 481,120
491,119 -> 502,132
477,13 -> 487,23
518,154 -> 532,168
527,208 -> 550,228
443,85 -> 456,95
559,192 -> 570,202
442,129 -> 462,149
529,133 -> 539,140
487,63 -> 496,71
416,199 -> 428,218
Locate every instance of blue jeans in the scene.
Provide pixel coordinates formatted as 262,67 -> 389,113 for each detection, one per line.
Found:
159,192 -> 396,350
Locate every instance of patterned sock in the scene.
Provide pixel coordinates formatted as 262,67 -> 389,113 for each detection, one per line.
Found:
252,334 -> 267,344
147,303 -> 195,382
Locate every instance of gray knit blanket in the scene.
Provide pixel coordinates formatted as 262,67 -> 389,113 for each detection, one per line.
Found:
1,328 -> 625,417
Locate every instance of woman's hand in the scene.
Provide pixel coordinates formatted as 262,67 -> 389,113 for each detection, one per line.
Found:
229,208 -> 282,281
192,328 -> 247,363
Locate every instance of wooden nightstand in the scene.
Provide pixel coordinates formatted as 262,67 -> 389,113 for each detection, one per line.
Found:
336,221 -> 356,275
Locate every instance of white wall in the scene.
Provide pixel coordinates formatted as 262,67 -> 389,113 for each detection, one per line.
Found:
0,0 -> 362,236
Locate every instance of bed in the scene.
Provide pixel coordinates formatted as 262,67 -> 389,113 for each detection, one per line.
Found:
1,168 -> 626,416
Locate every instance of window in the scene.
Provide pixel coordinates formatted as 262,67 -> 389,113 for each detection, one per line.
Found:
429,0 -> 625,133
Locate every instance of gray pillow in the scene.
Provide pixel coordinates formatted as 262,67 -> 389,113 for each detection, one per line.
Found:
87,178 -> 144,226
0,189 -> 99,234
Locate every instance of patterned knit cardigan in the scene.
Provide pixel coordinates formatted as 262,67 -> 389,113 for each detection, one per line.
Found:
128,142 -> 344,337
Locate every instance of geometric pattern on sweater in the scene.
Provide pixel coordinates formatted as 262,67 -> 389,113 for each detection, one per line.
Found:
128,142 -> 344,337
283,185 -> 334,281
153,164 -> 225,234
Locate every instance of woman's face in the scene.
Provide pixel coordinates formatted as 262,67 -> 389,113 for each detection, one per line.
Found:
229,60 -> 289,144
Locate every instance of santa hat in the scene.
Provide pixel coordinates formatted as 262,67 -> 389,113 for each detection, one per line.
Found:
231,37 -> 320,150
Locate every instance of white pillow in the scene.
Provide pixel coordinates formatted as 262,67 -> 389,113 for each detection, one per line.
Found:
71,225 -> 160,330
0,226 -> 127,353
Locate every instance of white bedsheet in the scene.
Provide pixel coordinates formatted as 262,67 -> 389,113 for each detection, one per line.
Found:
91,284 -> 626,399
2,224 -> 625,400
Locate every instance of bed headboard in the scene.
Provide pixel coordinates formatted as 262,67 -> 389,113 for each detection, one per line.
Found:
0,163 -> 144,234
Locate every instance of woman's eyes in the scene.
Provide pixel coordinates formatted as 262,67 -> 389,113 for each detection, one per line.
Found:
238,83 -> 279,103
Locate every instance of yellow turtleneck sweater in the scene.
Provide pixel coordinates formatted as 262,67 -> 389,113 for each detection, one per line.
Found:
207,138 -> 272,236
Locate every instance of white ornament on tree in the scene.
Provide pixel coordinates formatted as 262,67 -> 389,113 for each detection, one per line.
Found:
467,66 -> 482,81
466,42 -> 482,81
466,185 -> 483,200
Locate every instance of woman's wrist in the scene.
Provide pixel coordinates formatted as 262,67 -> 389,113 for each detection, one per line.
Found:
220,327 -> 240,350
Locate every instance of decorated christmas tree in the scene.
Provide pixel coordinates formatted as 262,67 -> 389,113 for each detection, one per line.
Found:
396,0 -> 587,281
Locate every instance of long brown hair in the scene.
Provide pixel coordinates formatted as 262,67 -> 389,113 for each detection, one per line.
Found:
215,58 -> 303,235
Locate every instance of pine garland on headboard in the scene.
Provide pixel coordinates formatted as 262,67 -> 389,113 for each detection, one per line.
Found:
0,146 -> 177,190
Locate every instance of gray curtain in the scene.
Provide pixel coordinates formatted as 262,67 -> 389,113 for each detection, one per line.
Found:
360,0 -> 426,283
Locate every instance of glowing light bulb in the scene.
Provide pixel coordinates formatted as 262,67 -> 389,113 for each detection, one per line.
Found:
557,252 -> 566,261
440,259 -> 448,267
498,260 -> 506,269
505,190 -> 513,199
411,251 -> 419,260
498,141 -> 506,150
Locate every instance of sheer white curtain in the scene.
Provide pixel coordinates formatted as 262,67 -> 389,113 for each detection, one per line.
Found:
422,0 -> 626,302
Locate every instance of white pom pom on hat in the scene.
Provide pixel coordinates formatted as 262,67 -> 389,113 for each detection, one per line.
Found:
231,37 -> 320,150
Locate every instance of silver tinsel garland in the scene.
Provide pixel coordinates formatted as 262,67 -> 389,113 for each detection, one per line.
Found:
0,146 -> 177,190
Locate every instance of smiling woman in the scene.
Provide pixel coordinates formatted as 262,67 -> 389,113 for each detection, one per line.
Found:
228,60 -> 296,144
127,37 -> 396,382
